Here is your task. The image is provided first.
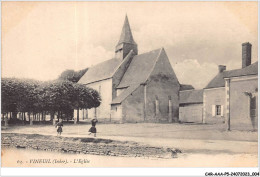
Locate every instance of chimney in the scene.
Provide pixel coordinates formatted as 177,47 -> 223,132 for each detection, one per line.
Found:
218,65 -> 226,73
242,42 -> 252,68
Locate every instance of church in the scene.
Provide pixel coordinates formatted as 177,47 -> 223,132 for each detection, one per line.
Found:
78,15 -> 182,123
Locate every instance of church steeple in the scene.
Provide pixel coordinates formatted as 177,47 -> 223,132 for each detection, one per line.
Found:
115,15 -> 138,60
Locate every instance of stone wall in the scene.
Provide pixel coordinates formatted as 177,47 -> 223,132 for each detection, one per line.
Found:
179,104 -> 203,123
145,49 -> 180,122
2,133 -> 180,159
203,87 -> 226,124
85,79 -> 113,119
121,48 -> 180,123
229,76 -> 258,130
121,86 -> 145,123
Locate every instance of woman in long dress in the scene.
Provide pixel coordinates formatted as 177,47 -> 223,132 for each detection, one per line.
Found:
55,119 -> 63,136
88,118 -> 98,137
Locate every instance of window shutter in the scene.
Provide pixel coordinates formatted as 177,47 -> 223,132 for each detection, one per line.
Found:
221,105 -> 224,116
212,105 -> 216,117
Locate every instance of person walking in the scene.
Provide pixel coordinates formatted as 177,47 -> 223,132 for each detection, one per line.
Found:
88,118 -> 98,137
55,119 -> 63,136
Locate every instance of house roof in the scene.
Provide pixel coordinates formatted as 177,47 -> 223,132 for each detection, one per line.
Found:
179,89 -> 203,104
78,58 -> 121,84
180,84 -> 194,91
117,48 -> 162,88
117,15 -> 136,46
205,62 -> 258,89
225,61 -> 258,78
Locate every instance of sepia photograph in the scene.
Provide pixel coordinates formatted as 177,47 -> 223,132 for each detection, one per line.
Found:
1,0 -> 258,173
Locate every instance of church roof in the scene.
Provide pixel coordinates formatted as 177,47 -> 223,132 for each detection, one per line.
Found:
117,15 -> 136,45
78,58 -> 121,84
117,48 -> 162,88
205,61 -> 258,89
179,89 -> 203,105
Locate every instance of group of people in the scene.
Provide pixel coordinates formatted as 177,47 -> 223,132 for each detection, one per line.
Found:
55,118 -> 98,137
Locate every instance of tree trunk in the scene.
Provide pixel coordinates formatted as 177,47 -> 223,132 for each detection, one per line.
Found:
42,112 -> 44,122
23,112 -> 26,123
12,111 -> 17,119
29,112 -> 33,125
77,107 -> 79,123
5,113 -> 8,126
52,111 -> 56,125
58,111 -> 60,122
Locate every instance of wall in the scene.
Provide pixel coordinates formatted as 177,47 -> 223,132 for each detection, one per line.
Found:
85,79 -> 113,119
116,88 -> 127,97
229,76 -> 258,130
121,86 -> 145,123
121,49 -> 180,123
203,87 -> 226,124
145,49 -> 180,122
179,104 -> 203,123
110,104 -> 123,121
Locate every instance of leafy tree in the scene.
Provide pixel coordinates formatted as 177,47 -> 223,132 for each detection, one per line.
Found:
1,77 -> 101,124
72,83 -> 101,122
58,68 -> 88,83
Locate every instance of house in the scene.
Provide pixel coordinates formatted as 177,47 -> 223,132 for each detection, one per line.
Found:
179,89 -> 203,123
78,15 -> 181,123
203,42 -> 258,131
203,65 -> 227,124
224,43 -> 258,131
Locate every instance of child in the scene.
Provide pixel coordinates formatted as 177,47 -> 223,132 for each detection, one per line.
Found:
55,119 -> 63,136
88,118 -> 98,137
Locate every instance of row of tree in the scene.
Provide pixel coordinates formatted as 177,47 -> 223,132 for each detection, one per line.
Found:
1,78 -> 101,123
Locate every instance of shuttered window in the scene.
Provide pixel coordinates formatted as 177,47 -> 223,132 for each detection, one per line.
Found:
216,105 -> 221,116
220,105 -> 224,116
212,105 -> 223,117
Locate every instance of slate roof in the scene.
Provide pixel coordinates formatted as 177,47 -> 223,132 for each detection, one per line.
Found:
78,58 -> 121,84
179,89 -> 203,104
180,84 -> 194,91
117,48 -> 162,88
205,62 -> 258,89
225,61 -> 258,78
117,15 -> 136,45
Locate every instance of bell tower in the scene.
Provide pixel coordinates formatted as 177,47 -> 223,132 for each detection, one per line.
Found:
115,15 -> 138,60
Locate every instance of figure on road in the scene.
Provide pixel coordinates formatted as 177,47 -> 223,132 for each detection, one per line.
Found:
55,119 -> 63,136
88,118 -> 98,137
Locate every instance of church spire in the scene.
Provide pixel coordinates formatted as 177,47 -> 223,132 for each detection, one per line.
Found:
115,15 -> 138,60
117,15 -> 136,45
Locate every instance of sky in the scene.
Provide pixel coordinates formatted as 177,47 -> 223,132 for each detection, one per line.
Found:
2,1 -> 258,89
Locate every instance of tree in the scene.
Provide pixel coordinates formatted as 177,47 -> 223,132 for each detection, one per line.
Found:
72,83 -> 101,122
1,78 -> 18,117
1,78 -> 40,122
58,68 -> 88,83
1,77 -> 101,124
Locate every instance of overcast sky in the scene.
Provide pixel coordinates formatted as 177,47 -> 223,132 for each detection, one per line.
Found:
2,1 -> 258,89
